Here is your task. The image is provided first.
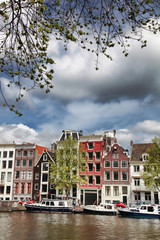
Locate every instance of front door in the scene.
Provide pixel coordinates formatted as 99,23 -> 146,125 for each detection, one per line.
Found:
123,196 -> 127,205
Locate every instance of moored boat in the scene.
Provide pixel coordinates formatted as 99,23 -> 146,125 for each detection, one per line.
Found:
118,204 -> 160,218
83,203 -> 117,215
25,199 -> 73,213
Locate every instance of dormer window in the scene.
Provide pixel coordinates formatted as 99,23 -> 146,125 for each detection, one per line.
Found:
142,153 -> 149,161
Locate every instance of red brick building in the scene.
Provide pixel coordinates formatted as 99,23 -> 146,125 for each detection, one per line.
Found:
13,143 -> 49,201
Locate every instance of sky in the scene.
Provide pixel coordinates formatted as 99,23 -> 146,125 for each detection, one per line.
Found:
0,16 -> 160,151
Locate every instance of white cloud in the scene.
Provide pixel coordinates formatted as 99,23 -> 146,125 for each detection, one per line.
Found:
134,120 -> 160,135
0,120 -> 159,151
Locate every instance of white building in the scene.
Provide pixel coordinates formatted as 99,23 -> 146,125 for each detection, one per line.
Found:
130,141 -> 160,205
0,144 -> 15,200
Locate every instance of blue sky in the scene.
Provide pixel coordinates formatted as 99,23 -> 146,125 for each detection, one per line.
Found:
0,26 -> 160,150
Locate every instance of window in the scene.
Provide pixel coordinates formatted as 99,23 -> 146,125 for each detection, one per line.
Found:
134,165 -> 140,172
1,172 -> 5,181
121,161 -> 128,168
0,187 -> 4,194
35,173 -> 39,180
80,176 -> 86,185
6,186 -> 11,194
134,178 -> 140,186
43,154 -> 47,161
50,184 -> 54,189
42,173 -> 48,182
105,161 -> 110,168
42,163 -> 48,171
23,151 -> 27,157
88,142 -> 93,149
96,152 -> 101,160
88,152 -> 93,160
21,183 -> 25,194
122,186 -> 128,194
8,161 -> 13,168
9,151 -> 13,158
34,183 -> 39,190
21,171 -> 26,180
2,161 -> 6,168
29,150 -> 34,157
145,192 -> 151,201
142,154 -> 149,161
122,171 -> 128,181
82,152 -> 86,160
113,153 -> 119,159
105,186 -> 111,196
104,171 -> 110,181
88,176 -> 93,185
42,184 -> 47,192
27,183 -> 31,194
16,160 -> 20,167
113,161 -> 119,168
59,202 -> 64,206
7,172 -> 12,182
58,189 -> 63,194
113,171 -> 119,181
96,163 -> 101,172
135,192 -> 141,201
81,163 -> 86,172
15,171 -> 20,179
22,159 -> 26,167
27,171 -> 32,180
3,151 -> 7,158
16,151 -> 21,157
144,166 -> 150,172
96,176 -> 101,185
15,183 -> 19,194
28,160 -> 32,167
113,186 -> 119,196
88,163 -> 93,172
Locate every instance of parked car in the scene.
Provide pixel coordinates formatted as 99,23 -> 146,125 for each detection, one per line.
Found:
19,199 -> 35,206
113,201 -> 126,208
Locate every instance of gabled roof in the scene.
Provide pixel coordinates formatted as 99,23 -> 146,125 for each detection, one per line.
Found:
131,143 -> 153,162
35,150 -> 55,167
104,143 -> 129,159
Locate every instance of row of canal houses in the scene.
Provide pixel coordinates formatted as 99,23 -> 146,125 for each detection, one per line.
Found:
0,129 -> 159,206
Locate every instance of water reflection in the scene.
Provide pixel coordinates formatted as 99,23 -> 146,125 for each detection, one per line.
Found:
0,212 -> 160,240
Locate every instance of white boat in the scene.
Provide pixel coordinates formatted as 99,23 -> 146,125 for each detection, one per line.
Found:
83,203 -> 117,215
25,199 -> 73,213
118,204 -> 160,218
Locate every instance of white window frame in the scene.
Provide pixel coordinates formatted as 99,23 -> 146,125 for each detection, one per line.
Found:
121,171 -> 128,181
104,171 -> 110,181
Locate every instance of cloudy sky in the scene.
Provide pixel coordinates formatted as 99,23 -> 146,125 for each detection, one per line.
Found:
0,20 -> 160,150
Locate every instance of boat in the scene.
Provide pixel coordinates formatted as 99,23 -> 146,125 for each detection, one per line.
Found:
25,199 -> 73,213
83,203 -> 117,215
118,204 -> 160,218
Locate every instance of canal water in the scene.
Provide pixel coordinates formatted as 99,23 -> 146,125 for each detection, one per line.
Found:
0,212 -> 160,240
